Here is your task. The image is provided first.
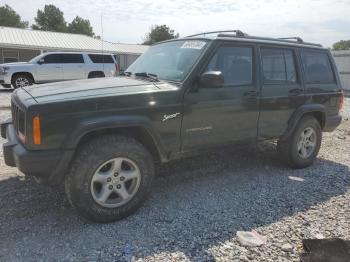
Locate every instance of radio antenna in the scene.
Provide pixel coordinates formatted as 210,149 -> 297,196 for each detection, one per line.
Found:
100,13 -> 105,69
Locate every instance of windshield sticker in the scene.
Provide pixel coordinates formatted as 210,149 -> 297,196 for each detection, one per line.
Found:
181,41 -> 206,49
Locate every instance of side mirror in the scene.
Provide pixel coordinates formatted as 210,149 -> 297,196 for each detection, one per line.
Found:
38,58 -> 44,65
199,71 -> 224,88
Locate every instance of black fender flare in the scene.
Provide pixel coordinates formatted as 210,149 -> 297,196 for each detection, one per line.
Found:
63,115 -> 169,162
280,104 -> 326,140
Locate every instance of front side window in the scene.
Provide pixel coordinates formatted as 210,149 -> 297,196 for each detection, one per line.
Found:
205,46 -> 253,86
43,54 -> 61,64
127,40 -> 208,82
261,48 -> 297,83
62,54 -> 84,63
302,50 -> 335,84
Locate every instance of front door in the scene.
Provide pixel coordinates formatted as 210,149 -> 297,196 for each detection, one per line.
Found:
36,53 -> 63,83
181,43 -> 259,151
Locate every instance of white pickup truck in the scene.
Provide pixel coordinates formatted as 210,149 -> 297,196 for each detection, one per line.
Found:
0,52 -> 119,89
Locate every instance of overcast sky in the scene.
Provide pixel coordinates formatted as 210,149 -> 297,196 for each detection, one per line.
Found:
1,0 -> 350,47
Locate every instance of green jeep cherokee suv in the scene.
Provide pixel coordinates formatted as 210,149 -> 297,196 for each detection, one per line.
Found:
1,31 -> 344,222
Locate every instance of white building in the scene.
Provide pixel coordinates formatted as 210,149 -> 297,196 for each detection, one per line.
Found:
0,26 -> 149,71
332,50 -> 350,94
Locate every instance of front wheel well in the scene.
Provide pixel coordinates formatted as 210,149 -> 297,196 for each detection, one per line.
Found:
11,72 -> 35,83
76,127 -> 161,162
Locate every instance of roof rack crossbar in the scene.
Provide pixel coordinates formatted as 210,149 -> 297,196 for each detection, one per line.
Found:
186,30 -> 247,38
279,37 -> 304,43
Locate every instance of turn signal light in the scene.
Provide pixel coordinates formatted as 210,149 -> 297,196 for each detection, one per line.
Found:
33,115 -> 41,145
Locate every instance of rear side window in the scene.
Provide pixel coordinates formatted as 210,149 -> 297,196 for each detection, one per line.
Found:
43,54 -> 61,64
261,48 -> 297,83
88,54 -> 114,63
302,50 -> 335,84
206,46 -> 253,86
62,54 -> 84,63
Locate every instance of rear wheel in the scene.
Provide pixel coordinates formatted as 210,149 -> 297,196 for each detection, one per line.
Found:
12,74 -> 33,89
65,135 -> 154,223
88,71 -> 105,78
278,116 -> 322,169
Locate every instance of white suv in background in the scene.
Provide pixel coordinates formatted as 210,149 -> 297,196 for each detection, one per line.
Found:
0,52 -> 119,89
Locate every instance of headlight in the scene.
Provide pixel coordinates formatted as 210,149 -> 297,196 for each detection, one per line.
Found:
0,66 -> 10,75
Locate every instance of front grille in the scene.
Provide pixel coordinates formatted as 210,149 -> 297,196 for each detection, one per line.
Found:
11,99 -> 26,135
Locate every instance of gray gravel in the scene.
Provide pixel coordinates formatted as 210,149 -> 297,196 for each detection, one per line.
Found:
0,88 -> 12,109
0,99 -> 349,262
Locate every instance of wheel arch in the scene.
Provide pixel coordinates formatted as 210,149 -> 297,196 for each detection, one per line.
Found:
11,71 -> 35,84
280,104 -> 326,141
64,116 -> 169,163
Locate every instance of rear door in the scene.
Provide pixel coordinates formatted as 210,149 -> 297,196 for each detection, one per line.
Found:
181,42 -> 260,151
62,53 -> 86,80
258,46 -> 305,138
36,54 -> 63,83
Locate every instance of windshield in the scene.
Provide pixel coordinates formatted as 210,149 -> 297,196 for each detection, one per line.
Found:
29,54 -> 44,63
127,40 -> 208,82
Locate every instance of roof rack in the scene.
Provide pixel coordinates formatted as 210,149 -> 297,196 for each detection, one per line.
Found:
279,37 -> 304,43
217,34 -> 322,47
186,30 -> 322,47
186,30 -> 247,38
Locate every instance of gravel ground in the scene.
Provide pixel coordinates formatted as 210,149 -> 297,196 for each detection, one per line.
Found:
0,99 -> 349,262
0,88 -> 12,108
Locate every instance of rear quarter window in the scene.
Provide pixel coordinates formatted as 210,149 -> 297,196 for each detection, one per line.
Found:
302,50 -> 335,84
88,54 -> 114,63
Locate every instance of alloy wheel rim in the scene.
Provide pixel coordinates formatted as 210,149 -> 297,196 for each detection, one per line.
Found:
90,157 -> 141,208
15,77 -> 30,88
297,127 -> 317,159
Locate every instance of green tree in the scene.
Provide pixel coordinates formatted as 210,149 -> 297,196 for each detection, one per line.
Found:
67,16 -> 94,36
143,25 -> 179,45
32,4 -> 67,32
332,40 -> 350,51
0,4 -> 28,28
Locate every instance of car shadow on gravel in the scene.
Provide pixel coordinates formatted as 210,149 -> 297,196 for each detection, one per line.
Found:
0,147 -> 349,261
0,88 -> 13,93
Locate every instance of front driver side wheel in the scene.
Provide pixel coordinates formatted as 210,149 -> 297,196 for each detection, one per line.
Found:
65,135 -> 155,223
12,74 -> 33,89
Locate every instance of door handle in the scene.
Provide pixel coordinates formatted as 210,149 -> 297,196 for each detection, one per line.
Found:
288,88 -> 303,96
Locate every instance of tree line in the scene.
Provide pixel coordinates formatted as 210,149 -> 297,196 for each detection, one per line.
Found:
0,4 -> 180,44
0,4 -> 96,37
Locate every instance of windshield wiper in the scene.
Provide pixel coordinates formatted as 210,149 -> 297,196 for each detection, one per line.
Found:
121,71 -> 132,76
134,72 -> 159,82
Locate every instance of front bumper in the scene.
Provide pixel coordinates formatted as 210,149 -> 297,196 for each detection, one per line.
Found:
0,74 -> 11,85
1,121 -> 74,184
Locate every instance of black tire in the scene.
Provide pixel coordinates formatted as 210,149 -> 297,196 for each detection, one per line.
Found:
88,71 -> 105,78
65,135 -> 154,223
11,74 -> 33,89
278,116 -> 322,169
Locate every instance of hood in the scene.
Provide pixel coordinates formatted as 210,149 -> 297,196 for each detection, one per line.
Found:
23,77 -> 177,103
1,62 -> 32,66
